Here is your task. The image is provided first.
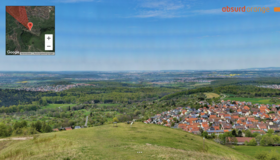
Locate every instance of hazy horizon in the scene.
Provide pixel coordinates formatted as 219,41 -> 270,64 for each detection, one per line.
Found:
1,66 -> 280,72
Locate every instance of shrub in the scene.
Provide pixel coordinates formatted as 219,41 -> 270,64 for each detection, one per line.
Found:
246,138 -> 257,146
260,135 -> 274,146
255,150 -> 280,160
255,152 -> 268,160
267,150 -> 280,160
0,123 -> 8,137
12,127 -> 38,136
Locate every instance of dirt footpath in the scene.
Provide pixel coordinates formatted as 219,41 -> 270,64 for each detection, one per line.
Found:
0,137 -> 33,141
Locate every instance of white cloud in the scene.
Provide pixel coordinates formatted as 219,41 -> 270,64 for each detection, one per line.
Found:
135,0 -> 189,18
135,10 -> 181,18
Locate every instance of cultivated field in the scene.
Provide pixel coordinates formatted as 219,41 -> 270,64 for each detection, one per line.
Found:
41,104 -> 77,109
204,92 -> 220,99
223,97 -> 279,105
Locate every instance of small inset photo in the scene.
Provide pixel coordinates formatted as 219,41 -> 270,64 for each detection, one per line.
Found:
6,6 -> 55,55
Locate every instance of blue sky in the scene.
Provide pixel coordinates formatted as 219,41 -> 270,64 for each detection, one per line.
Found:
1,0 -> 280,71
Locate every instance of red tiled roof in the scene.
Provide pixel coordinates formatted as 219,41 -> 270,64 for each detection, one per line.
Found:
213,126 -> 220,130
209,115 -> 216,118
247,118 -> 255,121
65,127 -> 72,131
178,124 -> 187,129
244,106 -> 250,110
251,130 -> 265,134
53,128 -> 59,132
235,137 -> 254,143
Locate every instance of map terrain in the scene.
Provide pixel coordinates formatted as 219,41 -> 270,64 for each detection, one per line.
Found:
6,6 -> 55,54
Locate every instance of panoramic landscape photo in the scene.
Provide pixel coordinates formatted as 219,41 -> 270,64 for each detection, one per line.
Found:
1,0 -> 280,160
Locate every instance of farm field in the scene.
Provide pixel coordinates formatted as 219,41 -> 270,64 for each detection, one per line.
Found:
41,104 -> 77,109
96,103 -> 119,107
0,123 -> 252,160
223,97 -> 280,105
192,82 -> 210,87
204,92 -> 220,99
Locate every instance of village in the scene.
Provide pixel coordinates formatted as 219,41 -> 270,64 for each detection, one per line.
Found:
144,100 -> 280,145
18,83 -> 95,92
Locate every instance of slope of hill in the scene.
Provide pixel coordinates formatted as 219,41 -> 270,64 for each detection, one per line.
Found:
0,123 -> 252,160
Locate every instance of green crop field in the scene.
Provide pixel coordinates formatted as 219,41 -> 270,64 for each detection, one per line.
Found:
41,104 -> 77,109
0,123 -> 252,160
97,103 -> 119,107
233,146 -> 280,157
223,97 -> 279,105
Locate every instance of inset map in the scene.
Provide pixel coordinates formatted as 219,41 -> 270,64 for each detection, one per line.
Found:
6,6 -> 55,55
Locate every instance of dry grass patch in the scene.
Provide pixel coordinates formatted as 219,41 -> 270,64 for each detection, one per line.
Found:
204,92 -> 220,99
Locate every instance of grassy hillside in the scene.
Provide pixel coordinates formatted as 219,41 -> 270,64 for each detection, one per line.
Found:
0,123 -> 252,160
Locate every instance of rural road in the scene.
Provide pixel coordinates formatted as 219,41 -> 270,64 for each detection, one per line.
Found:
220,94 -> 226,99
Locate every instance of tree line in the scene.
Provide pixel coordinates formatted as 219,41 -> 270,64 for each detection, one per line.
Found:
160,87 -> 213,101
0,120 -> 52,138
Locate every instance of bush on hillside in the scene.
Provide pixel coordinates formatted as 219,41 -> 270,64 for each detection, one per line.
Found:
245,138 -> 257,146
12,127 -> 38,136
256,150 -> 280,160
255,152 -> 268,160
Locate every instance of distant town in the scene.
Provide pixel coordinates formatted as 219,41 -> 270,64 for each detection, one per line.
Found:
17,83 -> 95,92
145,100 -> 280,145
259,85 -> 280,90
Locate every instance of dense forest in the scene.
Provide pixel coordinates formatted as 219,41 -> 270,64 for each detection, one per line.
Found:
0,86 -> 179,107
160,87 -> 213,101
0,89 -> 41,107
210,78 -> 280,86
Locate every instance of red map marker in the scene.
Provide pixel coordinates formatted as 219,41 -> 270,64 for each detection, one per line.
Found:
6,6 -> 29,29
28,22 -> 33,31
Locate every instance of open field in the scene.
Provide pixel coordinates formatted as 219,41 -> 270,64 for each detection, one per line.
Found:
233,146 -> 280,157
97,103 -> 119,107
204,92 -> 220,99
0,123 -> 252,160
223,97 -> 280,105
192,83 -> 210,87
41,104 -> 77,109
16,81 -> 28,83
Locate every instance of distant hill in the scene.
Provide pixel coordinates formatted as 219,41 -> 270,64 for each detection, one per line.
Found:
244,67 -> 280,71
0,123 -> 252,160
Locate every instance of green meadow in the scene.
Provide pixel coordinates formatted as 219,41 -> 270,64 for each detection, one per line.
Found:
223,97 -> 279,105
96,103 -> 119,107
41,104 -> 77,109
233,146 -> 280,157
